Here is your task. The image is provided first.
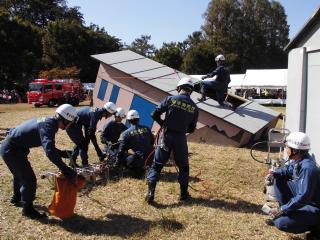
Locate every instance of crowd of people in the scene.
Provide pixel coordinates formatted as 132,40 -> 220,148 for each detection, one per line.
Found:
0,76 -> 198,219
0,89 -> 22,103
1,54 -> 320,239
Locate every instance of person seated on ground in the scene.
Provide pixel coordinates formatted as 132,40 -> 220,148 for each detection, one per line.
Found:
0,104 -> 78,219
265,132 -> 320,239
100,107 -> 127,156
197,54 -> 231,106
113,110 -> 154,178
66,102 -> 117,168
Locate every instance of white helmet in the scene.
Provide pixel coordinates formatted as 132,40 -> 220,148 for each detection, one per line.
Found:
215,54 -> 225,61
286,132 -> 311,150
103,102 -> 116,114
127,109 -> 139,120
115,107 -> 126,118
56,104 -> 78,122
177,77 -> 194,89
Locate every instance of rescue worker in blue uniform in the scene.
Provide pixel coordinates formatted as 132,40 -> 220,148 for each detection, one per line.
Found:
197,54 -> 230,106
146,77 -> 199,204
66,102 -> 116,167
0,104 -> 78,219
100,107 -> 127,155
265,132 -> 320,239
113,109 -> 154,178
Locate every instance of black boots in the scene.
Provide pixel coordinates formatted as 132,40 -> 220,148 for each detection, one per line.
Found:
146,182 -> 156,204
10,194 -> 22,207
22,203 -> 47,219
180,185 -> 190,201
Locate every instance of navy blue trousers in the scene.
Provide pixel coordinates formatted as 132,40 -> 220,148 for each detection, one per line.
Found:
200,80 -> 227,103
0,138 -> 36,204
147,130 -> 189,187
67,124 -> 103,165
273,178 -> 320,233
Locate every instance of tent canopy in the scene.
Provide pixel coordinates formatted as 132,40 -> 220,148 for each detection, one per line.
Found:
191,69 -> 287,89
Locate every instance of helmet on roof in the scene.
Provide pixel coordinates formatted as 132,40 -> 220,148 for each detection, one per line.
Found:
215,54 -> 225,62
127,110 -> 139,120
103,102 -> 116,114
56,104 -> 78,122
286,132 -> 311,150
177,77 -> 194,90
115,107 -> 126,118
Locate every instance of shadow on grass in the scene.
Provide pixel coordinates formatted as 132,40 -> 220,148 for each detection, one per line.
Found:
46,213 -> 183,237
160,171 -> 201,183
151,197 -> 264,215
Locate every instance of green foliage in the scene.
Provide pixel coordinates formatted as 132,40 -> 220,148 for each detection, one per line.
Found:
154,42 -> 184,70
0,12 -> 42,88
1,0 -> 83,26
201,0 -> 289,72
182,43 -> 215,74
128,35 -> 156,57
42,20 -> 122,82
0,0 -> 290,87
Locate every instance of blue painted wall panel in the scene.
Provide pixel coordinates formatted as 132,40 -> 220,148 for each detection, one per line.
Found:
109,85 -> 120,103
97,79 -> 108,101
128,95 -> 157,128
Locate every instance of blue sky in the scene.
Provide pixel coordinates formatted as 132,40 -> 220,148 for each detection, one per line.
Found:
67,0 -> 320,48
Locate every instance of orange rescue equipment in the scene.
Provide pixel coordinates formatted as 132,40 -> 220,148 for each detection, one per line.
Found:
48,174 -> 85,219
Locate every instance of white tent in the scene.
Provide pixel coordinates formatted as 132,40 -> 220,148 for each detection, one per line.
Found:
191,69 -> 287,89
240,69 -> 287,89
229,74 -> 245,88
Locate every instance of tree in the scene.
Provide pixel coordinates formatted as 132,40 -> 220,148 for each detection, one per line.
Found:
201,0 -> 289,72
0,12 -> 42,88
39,66 -> 80,79
1,0 -> 83,27
128,35 -> 156,57
42,20 -> 122,82
154,42 -> 184,70
182,42 -> 215,74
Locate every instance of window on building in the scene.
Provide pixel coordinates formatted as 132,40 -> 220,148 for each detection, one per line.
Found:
109,85 -> 120,103
128,95 -> 157,128
97,79 -> 108,101
55,84 -> 62,90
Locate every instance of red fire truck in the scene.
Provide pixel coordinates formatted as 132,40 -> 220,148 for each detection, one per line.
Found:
27,79 -> 84,107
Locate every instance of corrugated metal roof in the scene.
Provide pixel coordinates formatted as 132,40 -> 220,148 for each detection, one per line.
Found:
92,50 -> 280,134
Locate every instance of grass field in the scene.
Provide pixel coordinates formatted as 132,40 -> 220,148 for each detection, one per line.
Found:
0,103 -> 304,240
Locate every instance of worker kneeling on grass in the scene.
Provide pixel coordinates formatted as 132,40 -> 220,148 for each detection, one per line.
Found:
66,102 -> 116,167
265,132 -> 320,239
146,77 -> 199,204
112,109 -> 154,179
100,107 -> 127,156
0,104 -> 78,219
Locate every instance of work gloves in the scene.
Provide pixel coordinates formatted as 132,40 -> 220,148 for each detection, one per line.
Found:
61,166 -> 78,185
265,170 -> 274,186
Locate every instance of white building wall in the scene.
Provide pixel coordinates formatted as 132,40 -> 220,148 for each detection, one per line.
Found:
296,21 -> 320,48
286,46 -> 320,164
305,50 -> 320,163
285,48 -> 308,132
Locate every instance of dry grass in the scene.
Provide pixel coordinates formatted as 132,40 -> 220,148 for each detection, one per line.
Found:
0,103 -> 303,240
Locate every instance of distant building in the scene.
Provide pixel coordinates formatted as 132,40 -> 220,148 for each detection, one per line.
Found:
284,7 -> 320,163
91,50 -> 280,147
